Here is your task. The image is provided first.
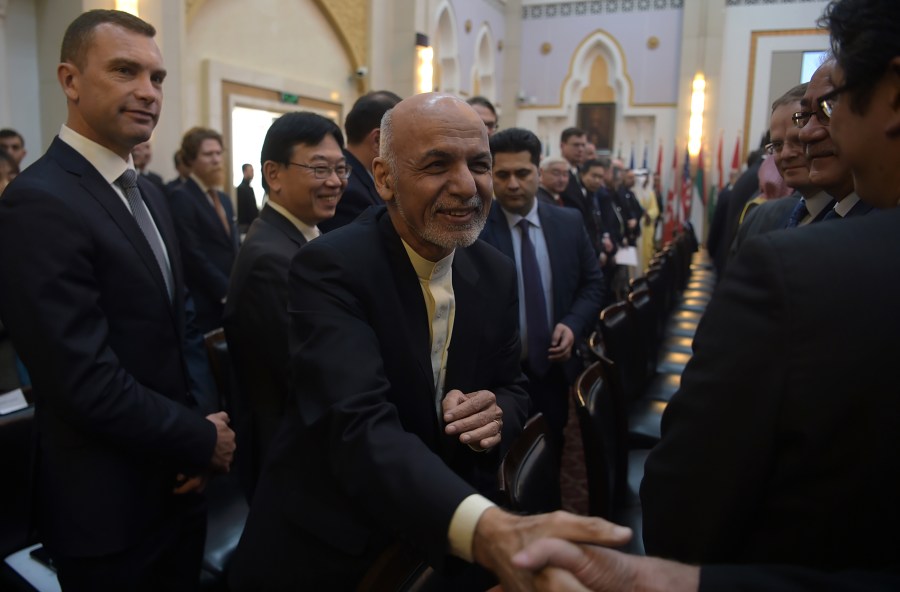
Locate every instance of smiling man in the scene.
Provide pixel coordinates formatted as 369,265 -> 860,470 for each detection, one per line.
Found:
223,112 -> 347,497
796,59 -> 871,219
0,10 -> 235,590
228,93 -> 628,591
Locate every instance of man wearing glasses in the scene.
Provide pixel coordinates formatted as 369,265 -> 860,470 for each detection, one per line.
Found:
223,112 -> 348,497
794,59 -> 872,220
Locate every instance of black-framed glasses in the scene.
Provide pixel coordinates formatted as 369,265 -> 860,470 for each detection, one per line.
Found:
817,83 -> 850,120
792,83 -> 852,128
764,141 -> 783,155
288,162 -> 352,179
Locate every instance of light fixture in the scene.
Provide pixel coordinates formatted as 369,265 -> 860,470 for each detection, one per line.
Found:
415,33 -> 433,94
688,73 -> 706,157
115,0 -> 139,16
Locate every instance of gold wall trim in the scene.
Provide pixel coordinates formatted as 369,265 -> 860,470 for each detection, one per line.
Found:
742,28 -> 823,159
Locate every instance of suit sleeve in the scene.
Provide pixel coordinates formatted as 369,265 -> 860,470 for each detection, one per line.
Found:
319,183 -> 372,232
700,565 -> 900,592
558,220 -> 604,339
288,241 -> 480,562
169,189 -> 231,300
640,233 -> 789,562
0,186 -> 216,471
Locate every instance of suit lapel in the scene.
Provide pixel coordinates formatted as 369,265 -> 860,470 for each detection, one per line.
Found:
538,202 -> 564,323
486,203 -> 515,260
184,178 -> 234,248
345,150 -> 381,206
52,140 -> 174,312
377,213 -> 435,398
260,204 -> 308,249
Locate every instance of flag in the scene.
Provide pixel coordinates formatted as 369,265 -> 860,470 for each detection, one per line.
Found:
655,141 -> 663,176
642,143 -> 649,170
695,144 -> 706,208
681,144 -> 692,224
716,131 -> 724,191
662,140 -> 678,243
629,145 -> 635,170
730,132 -> 742,178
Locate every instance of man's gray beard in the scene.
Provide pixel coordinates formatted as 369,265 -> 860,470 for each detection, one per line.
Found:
394,191 -> 487,251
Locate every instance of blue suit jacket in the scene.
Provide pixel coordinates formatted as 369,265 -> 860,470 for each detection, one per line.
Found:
0,138 -> 216,557
169,177 -> 239,332
479,201 -> 604,381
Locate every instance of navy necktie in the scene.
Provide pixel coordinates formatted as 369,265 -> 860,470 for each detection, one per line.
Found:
517,219 -> 551,377
116,170 -> 173,300
823,208 -> 842,220
785,199 -> 809,228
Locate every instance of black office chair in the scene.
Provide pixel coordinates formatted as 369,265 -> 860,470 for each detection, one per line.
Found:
498,414 -> 562,514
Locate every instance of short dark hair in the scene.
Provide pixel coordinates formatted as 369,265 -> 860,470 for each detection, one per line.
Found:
489,128 -> 542,168
260,112 -> 345,192
771,82 -> 808,112
821,0 -> 900,113
344,91 -> 402,145
561,127 -> 586,143
61,10 -> 156,70
0,150 -> 19,177
466,96 -> 497,117
241,163 -> 252,173
581,159 -> 605,175
180,127 -> 223,166
0,129 -> 24,147
172,149 -> 183,168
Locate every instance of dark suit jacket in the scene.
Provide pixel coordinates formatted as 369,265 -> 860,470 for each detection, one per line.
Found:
140,169 -> 165,193
319,149 -> 381,233
235,179 -> 259,233
641,208 -> 900,574
536,186 -> 560,206
700,564 -> 900,591
0,138 -> 216,558
730,194 -> 799,258
479,201 -> 604,383
229,207 -> 530,590
561,171 -> 601,253
169,177 -> 239,332
223,204 -> 307,494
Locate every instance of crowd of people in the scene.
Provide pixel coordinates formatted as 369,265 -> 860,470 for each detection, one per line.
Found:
0,0 -> 898,589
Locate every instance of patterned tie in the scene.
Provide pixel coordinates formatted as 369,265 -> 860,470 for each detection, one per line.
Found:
785,198 -> 809,228
517,219 -> 551,377
822,208 -> 842,220
115,170 -> 173,299
207,188 -> 232,238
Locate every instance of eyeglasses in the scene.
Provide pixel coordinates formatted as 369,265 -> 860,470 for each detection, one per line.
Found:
288,162 -> 352,179
791,83 -> 851,128
764,139 -> 803,156
483,121 -> 499,131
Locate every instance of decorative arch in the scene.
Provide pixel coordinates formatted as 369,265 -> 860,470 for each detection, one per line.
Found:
431,1 -> 460,94
471,23 -> 495,101
561,29 -> 633,112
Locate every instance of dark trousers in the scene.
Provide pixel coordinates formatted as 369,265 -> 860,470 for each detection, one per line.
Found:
522,362 -> 569,461
52,494 -> 206,592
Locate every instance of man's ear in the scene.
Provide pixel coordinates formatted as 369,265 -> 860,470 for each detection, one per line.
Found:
369,128 -> 381,155
58,63 -> 79,102
263,161 -> 281,195
887,57 -> 900,137
373,157 -> 393,202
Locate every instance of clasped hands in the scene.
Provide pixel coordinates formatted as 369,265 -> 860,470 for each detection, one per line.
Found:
173,410 -> 236,494
443,389 -> 504,451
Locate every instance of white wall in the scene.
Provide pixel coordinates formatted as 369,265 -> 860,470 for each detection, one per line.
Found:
717,1 -> 829,165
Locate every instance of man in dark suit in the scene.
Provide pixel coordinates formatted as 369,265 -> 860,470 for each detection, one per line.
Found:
480,128 -> 603,451
796,59 -> 873,220
319,90 -> 401,233
510,2 -> 900,588
559,127 -> 602,252
228,93 -> 628,591
224,112 -> 348,497
169,127 -> 239,333
0,10 -> 235,590
615,169 -> 645,245
581,159 -> 621,303
234,163 -> 259,234
536,156 -> 568,206
131,139 -> 165,193
640,0 -> 900,579
164,148 -> 189,195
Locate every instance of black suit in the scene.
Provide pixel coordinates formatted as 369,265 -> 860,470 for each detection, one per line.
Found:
641,209 -> 900,574
169,178 -> 239,332
223,204 -> 307,496
319,149 -> 381,233
140,169 -> 165,193
479,202 -> 603,442
0,139 -> 216,574
235,179 -> 259,234
730,194 -> 799,257
228,207 -> 530,590
561,169 -> 601,253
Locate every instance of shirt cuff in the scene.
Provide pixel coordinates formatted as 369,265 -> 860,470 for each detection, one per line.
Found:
447,494 -> 495,562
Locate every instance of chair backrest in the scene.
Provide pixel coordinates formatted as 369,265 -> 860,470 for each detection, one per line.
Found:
627,286 -> 658,385
598,302 -> 643,403
498,414 -> 562,514
355,542 -> 436,592
574,362 -> 626,519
